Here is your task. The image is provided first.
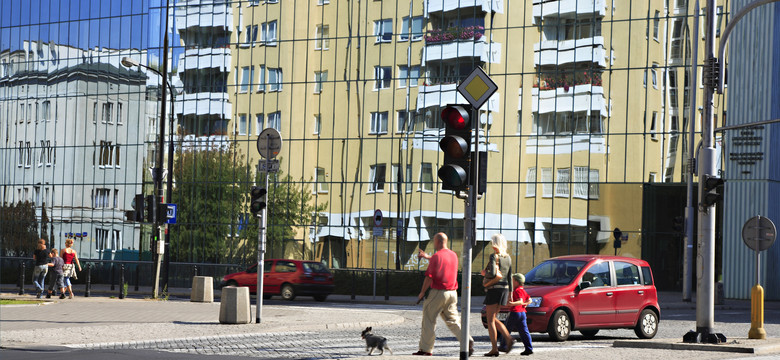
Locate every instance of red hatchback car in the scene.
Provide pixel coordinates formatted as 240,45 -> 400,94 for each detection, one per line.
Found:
481,255 -> 660,341
220,259 -> 334,301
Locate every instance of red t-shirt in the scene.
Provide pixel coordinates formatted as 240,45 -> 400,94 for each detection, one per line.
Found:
425,248 -> 459,290
510,286 -> 530,313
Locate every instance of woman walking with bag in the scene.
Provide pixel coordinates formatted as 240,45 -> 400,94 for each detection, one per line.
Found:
481,233 -> 514,356
60,238 -> 81,299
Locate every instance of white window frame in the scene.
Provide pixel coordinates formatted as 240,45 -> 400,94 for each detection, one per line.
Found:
42,100 -> 51,122
314,71 -> 327,93
651,64 -> 658,89
314,114 -> 321,135
368,164 -> 386,193
238,114 -> 248,135
245,24 -> 258,46
555,168 -> 570,197
102,102 -> 113,124
315,25 -> 329,50
317,0 -> 329,4
370,111 -> 388,134
651,111 -> 658,139
315,167 -> 328,193
418,162 -> 433,192
541,167 -> 553,197
268,68 -> 282,92
268,111 -> 281,131
374,66 -> 391,89
257,65 -> 266,92
396,111 -> 408,133
262,20 -> 277,45
526,167 -> 536,197
374,19 -> 393,43
573,166 -> 589,199
653,10 -> 660,41
398,16 -> 424,42
255,114 -> 265,135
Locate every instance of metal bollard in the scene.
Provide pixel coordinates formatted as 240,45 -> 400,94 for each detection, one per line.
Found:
192,265 -> 198,278
135,264 -> 140,291
119,264 -> 125,299
18,262 -> 26,295
385,270 -> 390,301
85,263 -> 92,297
110,263 -> 116,290
351,270 -> 356,300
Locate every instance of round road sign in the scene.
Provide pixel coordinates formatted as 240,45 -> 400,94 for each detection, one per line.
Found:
374,209 -> 383,226
742,216 -> 776,251
257,128 -> 283,159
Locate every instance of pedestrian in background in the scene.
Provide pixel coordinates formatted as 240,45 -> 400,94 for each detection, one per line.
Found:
47,248 -> 66,299
481,233 -> 513,356
499,273 -> 533,356
32,239 -> 49,298
413,232 -> 474,356
60,238 -> 81,299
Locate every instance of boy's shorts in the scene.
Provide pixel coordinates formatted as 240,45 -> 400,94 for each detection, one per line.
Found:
49,274 -> 65,290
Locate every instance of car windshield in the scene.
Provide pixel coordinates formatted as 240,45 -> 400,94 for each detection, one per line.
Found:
525,260 -> 587,285
303,262 -> 330,273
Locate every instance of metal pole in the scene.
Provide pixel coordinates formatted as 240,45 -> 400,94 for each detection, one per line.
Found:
460,107 -> 479,360
683,0 -> 700,303
756,216 -> 760,286
256,154 -> 269,323
373,233 -> 377,301
153,0 -> 171,299
163,70 -> 176,293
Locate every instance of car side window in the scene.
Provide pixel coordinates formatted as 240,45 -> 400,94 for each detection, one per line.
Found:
582,261 -> 612,287
277,261 -> 297,273
615,261 -> 641,285
641,266 -> 653,285
264,261 -> 273,272
247,264 -> 258,274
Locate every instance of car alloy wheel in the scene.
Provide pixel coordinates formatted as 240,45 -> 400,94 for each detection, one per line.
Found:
281,284 -> 296,301
634,309 -> 658,339
547,309 -> 571,341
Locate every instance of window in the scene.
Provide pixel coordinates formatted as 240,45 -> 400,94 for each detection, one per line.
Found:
396,111 -> 408,133
38,141 -> 46,167
258,65 -> 266,92
649,172 -> 657,182
526,167 -> 536,197
675,0 -> 687,9
642,267 -> 654,285
398,65 -> 420,88
102,102 -> 113,124
317,0 -> 329,4
651,64 -> 658,88
41,101 -> 50,122
419,163 -> 433,192
24,142 -> 31,167
671,20 -> 683,59
716,6 -> 723,36
374,66 -> 391,89
643,70 -> 647,87
95,228 -> 109,250
240,66 -> 253,92
255,114 -> 264,135
262,21 -> 277,45
583,261 -> 612,287
19,103 -> 25,123
374,19 -> 393,42
245,24 -> 258,45
653,10 -> 660,40
45,140 -> 53,166
116,102 -> 123,124
541,167 -> 553,197
314,114 -> 321,135
99,141 -> 114,167
615,261 -> 641,285
238,114 -> 248,135
573,167 -> 589,199
650,112 -> 658,139
314,71 -> 327,93
315,167 -> 328,193
268,111 -> 281,131
556,168 -> 570,197
400,16 -> 424,41
369,164 -> 386,192
268,68 -> 283,91
94,188 -> 111,208
589,169 -> 599,199
315,25 -> 329,50
669,71 -> 678,108
370,111 -> 388,134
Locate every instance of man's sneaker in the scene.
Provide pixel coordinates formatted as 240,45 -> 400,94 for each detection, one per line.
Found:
412,350 -> 432,356
59,294 -> 66,299
520,349 -> 534,356
46,293 -> 51,299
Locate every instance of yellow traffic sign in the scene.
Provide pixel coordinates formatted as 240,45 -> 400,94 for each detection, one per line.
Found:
457,67 -> 497,109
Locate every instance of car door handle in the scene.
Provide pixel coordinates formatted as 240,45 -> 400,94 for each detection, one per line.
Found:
606,292 -> 613,296
638,290 -> 644,295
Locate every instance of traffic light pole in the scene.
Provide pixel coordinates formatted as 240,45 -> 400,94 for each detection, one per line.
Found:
459,107 -> 479,360
256,159 -> 269,324
683,0 -> 700,303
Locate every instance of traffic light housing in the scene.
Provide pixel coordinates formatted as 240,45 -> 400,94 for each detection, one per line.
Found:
145,195 -> 163,223
130,194 -> 144,222
438,104 -> 472,192
672,215 -> 684,233
250,186 -> 267,216
700,174 -> 725,208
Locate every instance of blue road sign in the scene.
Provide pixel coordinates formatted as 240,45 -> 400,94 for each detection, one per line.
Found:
166,204 -> 177,224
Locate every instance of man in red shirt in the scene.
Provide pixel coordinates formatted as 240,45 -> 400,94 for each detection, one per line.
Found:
413,232 -> 474,356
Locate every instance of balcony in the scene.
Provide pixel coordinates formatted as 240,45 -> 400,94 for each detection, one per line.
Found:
416,83 -> 500,111
423,36 -> 502,65
175,1 -> 233,32
426,0 -> 504,16
174,92 -> 232,120
175,134 -> 231,152
533,0 -> 606,22
531,85 -> 607,115
177,48 -> 231,72
534,37 -> 606,67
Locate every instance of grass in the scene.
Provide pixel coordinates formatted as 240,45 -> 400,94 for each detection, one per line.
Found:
0,299 -> 44,305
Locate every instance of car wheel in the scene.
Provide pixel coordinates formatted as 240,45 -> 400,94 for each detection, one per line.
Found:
580,329 -> 599,339
634,309 -> 658,339
547,309 -> 571,341
313,294 -> 327,302
226,280 -> 238,287
280,284 -> 296,301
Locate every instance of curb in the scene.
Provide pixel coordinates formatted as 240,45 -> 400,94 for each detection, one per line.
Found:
613,339 -> 780,354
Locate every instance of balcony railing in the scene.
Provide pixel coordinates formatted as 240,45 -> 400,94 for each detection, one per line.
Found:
533,70 -> 603,91
425,26 -> 484,44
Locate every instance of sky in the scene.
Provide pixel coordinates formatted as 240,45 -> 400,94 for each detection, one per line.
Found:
1,0 -> 181,66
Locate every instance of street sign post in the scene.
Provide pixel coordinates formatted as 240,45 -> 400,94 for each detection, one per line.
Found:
741,215 -> 776,340
257,128 -> 282,159
256,128 -> 283,325
373,209 -> 382,300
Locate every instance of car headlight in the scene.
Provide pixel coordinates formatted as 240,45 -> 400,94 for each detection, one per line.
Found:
527,297 -> 542,308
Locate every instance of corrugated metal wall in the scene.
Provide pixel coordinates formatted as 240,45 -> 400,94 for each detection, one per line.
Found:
723,0 -> 780,300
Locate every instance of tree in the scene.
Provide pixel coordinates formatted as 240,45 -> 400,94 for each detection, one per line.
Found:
0,201 -> 39,256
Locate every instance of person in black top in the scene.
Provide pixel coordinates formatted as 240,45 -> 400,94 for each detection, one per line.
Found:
32,239 -> 49,298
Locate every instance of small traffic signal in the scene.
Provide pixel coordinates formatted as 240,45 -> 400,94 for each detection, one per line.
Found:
700,174 -> 725,208
672,215 -> 684,233
145,195 -> 163,223
131,194 -> 144,222
438,105 -> 472,192
250,186 -> 267,216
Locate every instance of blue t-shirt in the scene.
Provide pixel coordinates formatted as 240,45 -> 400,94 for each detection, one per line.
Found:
50,257 -> 64,274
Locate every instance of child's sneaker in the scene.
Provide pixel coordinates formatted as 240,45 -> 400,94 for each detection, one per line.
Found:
59,294 -> 66,299
46,293 -> 51,299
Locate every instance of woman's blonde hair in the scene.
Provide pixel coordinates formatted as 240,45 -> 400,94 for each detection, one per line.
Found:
65,238 -> 74,246
490,233 -> 507,255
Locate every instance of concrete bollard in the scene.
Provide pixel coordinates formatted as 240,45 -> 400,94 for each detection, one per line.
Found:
219,286 -> 251,324
190,276 -> 214,303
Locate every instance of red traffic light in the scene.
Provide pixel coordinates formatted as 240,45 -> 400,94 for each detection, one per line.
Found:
441,106 -> 470,130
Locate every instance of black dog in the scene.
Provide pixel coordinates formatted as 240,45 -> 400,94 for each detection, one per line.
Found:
361,327 -> 393,355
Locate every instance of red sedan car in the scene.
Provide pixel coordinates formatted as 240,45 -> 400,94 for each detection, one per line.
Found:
220,259 -> 334,301
481,255 -> 660,341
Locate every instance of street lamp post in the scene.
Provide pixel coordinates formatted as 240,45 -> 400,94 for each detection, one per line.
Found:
122,53 -> 175,299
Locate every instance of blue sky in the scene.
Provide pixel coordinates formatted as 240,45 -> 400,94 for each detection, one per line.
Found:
1,0 -> 180,65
